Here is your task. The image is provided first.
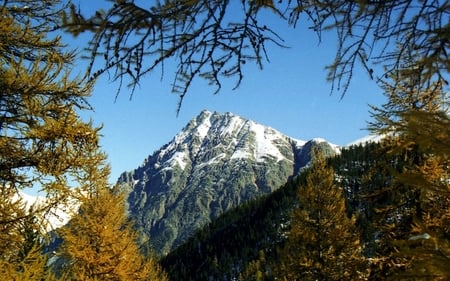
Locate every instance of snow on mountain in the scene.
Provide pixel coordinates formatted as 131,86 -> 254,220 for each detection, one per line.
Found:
346,134 -> 384,147
211,113 -> 300,162
248,121 -> 286,162
16,191 -> 79,231
311,137 -> 341,153
154,110 -> 304,171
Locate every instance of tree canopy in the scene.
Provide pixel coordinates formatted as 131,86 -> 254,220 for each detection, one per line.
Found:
1,1 -> 170,279
0,0 -> 101,242
0,0 -> 106,278
61,0 -> 449,110
366,47 -> 450,279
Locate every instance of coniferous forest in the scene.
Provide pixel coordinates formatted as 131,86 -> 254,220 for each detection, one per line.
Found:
162,141 -> 450,280
1,0 -> 449,280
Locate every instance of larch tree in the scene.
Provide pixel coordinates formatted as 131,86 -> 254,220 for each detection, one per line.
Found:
0,200 -> 57,281
0,0 -> 103,278
59,0 -> 449,108
274,149 -> 369,281
368,52 -> 450,279
368,46 -> 446,137
56,175 -> 169,281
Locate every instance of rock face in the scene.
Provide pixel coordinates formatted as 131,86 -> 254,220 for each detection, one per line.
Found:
118,110 -> 339,254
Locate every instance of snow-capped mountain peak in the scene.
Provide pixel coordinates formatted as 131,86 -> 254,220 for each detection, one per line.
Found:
119,110 -> 339,254
154,110 -> 306,172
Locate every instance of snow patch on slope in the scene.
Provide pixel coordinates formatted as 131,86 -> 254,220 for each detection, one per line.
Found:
195,111 -> 212,141
227,118 -> 292,163
230,149 -> 251,160
220,113 -> 245,137
346,134 -> 383,147
167,151 -> 188,170
252,122 -> 286,162
157,111 -> 215,171
311,137 -> 342,154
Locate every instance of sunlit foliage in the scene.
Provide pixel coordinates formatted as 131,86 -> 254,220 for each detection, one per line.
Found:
57,183 -> 168,281
368,52 -> 450,279
0,0 -> 103,278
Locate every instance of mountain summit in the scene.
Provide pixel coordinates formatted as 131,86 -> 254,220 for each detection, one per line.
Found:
118,110 -> 339,254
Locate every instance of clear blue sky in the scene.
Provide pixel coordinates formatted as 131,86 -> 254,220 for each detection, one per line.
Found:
72,1 -> 385,183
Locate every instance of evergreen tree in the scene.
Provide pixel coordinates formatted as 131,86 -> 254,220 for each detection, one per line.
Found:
241,250 -> 268,281
274,149 -> 368,280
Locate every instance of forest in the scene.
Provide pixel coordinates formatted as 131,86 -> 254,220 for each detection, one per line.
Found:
1,0 -> 449,280
163,140 -> 450,280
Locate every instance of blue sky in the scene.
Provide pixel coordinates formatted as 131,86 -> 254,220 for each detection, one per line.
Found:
72,1 -> 385,183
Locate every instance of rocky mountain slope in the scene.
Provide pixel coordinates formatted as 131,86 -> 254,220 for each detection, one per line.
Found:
118,110 -> 339,254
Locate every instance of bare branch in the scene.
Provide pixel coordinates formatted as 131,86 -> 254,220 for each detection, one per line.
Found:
61,0 -> 287,109
61,0 -> 450,102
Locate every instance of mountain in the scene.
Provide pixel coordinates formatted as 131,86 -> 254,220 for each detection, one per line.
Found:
118,110 -> 339,254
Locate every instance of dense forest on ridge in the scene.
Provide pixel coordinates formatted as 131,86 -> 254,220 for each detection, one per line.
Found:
162,141 -> 449,280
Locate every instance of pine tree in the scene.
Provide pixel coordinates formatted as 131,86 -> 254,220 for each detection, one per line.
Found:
274,149 -> 368,280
